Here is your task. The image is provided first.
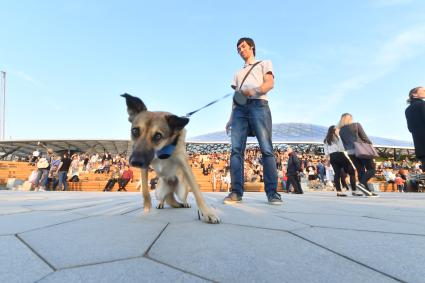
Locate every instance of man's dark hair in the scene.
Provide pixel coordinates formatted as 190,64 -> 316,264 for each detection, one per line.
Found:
237,37 -> 256,56
407,86 -> 422,103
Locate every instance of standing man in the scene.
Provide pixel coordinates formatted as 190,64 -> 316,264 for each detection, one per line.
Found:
33,148 -> 54,191
223,37 -> 282,205
57,152 -> 72,191
405,86 -> 425,171
286,147 -> 304,194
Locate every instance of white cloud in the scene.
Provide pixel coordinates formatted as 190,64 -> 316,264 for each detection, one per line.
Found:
10,70 -> 45,88
301,24 -> 425,121
9,70 -> 62,110
376,25 -> 425,67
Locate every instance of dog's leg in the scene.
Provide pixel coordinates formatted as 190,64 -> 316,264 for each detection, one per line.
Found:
155,178 -> 167,209
165,192 -> 185,208
140,169 -> 152,213
156,201 -> 165,209
182,190 -> 190,208
176,180 -> 191,208
178,159 -> 220,224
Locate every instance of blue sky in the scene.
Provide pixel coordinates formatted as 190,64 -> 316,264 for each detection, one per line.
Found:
1,0 -> 424,142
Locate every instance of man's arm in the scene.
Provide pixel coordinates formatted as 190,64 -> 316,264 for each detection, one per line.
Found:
421,101 -> 425,123
293,155 -> 302,172
357,123 -> 372,144
257,72 -> 274,94
57,161 -> 63,173
242,73 -> 274,97
225,103 -> 236,134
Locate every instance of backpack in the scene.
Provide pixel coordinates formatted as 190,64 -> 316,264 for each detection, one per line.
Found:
37,158 -> 49,169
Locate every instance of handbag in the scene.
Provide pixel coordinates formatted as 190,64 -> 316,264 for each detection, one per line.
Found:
37,158 -> 49,169
233,61 -> 262,106
353,124 -> 378,159
353,142 -> 378,159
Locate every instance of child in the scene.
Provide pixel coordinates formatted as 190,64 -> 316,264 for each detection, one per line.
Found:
394,174 -> 406,193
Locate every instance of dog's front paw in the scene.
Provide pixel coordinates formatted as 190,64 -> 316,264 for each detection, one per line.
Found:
156,203 -> 164,209
198,209 -> 220,224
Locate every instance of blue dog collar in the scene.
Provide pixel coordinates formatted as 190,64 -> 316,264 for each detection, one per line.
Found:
156,144 -> 176,159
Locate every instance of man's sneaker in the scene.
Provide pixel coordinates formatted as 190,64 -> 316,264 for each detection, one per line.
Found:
356,183 -> 373,196
223,192 -> 242,204
352,191 -> 363,196
369,192 -> 380,198
268,192 -> 283,205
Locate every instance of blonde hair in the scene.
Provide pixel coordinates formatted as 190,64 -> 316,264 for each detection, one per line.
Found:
338,113 -> 353,128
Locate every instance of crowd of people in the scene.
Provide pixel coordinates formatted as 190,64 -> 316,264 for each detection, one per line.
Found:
188,145 -> 423,196
22,141 -> 424,196
28,150 -> 134,192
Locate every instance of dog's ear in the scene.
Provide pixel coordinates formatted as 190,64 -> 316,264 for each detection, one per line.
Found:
166,115 -> 189,131
121,93 -> 147,122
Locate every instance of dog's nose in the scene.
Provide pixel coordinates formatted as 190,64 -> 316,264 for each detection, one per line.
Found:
129,152 -> 153,169
130,159 -> 145,168
129,156 -> 146,168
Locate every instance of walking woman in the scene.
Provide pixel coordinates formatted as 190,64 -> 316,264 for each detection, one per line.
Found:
323,125 -> 362,197
338,113 -> 379,197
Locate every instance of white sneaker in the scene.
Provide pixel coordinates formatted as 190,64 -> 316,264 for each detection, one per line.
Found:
356,184 -> 372,196
369,192 -> 380,198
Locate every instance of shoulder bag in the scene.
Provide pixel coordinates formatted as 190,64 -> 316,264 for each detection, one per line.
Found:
233,61 -> 262,106
353,124 -> 378,159
37,158 -> 49,169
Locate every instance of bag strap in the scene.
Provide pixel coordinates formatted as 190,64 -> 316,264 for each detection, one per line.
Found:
355,123 -> 359,140
238,61 -> 262,91
355,123 -> 366,143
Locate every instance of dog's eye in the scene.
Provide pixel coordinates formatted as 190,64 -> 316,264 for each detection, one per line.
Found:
152,132 -> 163,143
131,127 -> 140,138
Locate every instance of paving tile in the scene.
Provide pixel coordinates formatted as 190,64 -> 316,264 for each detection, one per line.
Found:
39,257 -> 207,283
273,210 -> 425,235
293,227 -> 425,283
68,201 -> 141,216
124,193 -> 220,224
149,223 -> 396,283
19,216 -> 167,269
366,215 -> 425,226
0,211 -> 86,235
126,205 -> 205,224
1,191 -> 424,282
21,199 -> 119,211
0,235 -> 52,283
0,206 -> 32,215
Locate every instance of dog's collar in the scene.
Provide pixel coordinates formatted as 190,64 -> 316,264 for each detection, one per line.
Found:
155,135 -> 179,159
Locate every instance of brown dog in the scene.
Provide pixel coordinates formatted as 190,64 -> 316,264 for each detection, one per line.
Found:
122,93 -> 220,224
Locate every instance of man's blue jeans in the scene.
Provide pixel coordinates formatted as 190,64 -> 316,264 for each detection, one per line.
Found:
57,171 -> 68,191
230,99 -> 277,197
34,169 -> 49,188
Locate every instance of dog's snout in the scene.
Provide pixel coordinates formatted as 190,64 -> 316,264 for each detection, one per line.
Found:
129,151 -> 154,169
130,159 -> 145,168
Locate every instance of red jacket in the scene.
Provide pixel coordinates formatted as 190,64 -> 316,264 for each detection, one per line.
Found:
121,169 -> 133,180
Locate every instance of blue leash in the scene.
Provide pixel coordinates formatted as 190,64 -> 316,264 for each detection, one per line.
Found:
185,93 -> 233,118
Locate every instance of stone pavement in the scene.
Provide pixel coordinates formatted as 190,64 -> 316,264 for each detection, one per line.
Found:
0,190 -> 424,283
